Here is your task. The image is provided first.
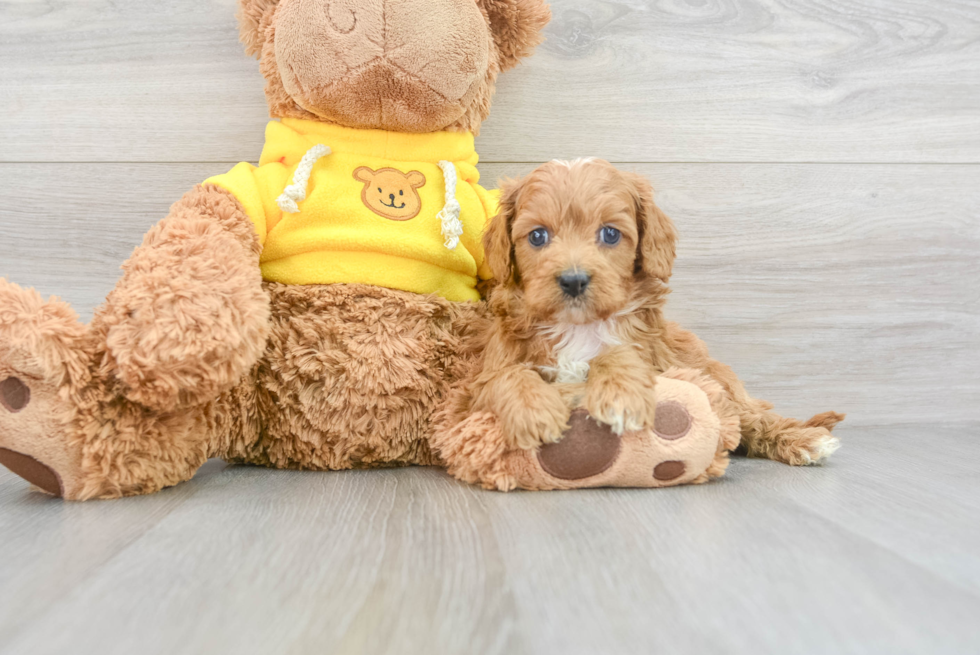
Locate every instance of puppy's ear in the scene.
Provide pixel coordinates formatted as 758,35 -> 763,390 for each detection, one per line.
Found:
626,172 -> 677,283
483,178 -> 522,286
479,0 -> 552,72
238,0 -> 281,58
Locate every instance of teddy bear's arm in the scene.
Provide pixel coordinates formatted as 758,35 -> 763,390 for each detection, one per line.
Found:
98,183 -> 271,411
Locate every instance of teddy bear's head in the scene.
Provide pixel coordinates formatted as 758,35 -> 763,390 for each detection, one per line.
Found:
238,0 -> 551,134
353,166 -> 427,220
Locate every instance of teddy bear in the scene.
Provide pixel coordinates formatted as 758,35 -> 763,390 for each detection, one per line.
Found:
0,0 -> 737,500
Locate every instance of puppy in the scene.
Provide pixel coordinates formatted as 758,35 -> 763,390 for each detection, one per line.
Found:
469,158 -> 843,465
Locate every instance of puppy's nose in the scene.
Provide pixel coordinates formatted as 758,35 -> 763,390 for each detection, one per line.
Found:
558,270 -> 591,298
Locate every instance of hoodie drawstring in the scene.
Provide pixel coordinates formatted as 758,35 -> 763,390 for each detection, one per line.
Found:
436,160 -> 463,250
276,144 -> 331,214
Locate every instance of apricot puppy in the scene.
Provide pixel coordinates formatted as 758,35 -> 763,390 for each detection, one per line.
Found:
471,159 -> 843,465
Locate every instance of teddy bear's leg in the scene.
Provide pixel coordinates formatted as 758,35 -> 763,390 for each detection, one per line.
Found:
0,281 -> 91,497
0,278 -> 264,499
96,183 -> 270,412
432,367 -> 741,491
0,184 -> 270,498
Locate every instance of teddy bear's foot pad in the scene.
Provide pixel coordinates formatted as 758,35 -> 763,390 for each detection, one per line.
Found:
518,377 -> 728,489
537,397 -> 699,484
1,377 -> 31,413
653,460 -> 686,481
435,370 -> 741,491
0,281 -> 93,498
0,448 -> 63,496
653,401 -> 693,440
1,377 -> 64,496
649,401 -> 694,481
538,409 -> 621,480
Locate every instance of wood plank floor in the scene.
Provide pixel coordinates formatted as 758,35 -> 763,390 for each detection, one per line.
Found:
1,0 -> 978,653
1,424 -> 978,654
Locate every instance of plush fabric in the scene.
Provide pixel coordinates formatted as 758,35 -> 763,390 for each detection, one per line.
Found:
206,119 -> 496,301
3,0 -> 738,501
272,0 -> 492,133
0,0 -> 748,500
0,277 -> 486,500
0,284 -> 89,498
242,0 -> 551,134
0,0 -> 840,500
431,368 -> 741,491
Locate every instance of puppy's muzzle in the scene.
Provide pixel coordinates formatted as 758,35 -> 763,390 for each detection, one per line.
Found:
558,270 -> 591,298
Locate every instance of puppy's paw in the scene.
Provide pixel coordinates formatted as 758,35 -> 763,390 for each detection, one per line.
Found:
586,376 -> 658,436
501,386 -> 571,451
768,426 -> 840,466
778,427 -> 841,466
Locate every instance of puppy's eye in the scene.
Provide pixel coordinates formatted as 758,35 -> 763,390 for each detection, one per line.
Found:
528,228 -> 550,248
399,190 -> 404,196
598,226 -> 622,246
378,187 -> 382,193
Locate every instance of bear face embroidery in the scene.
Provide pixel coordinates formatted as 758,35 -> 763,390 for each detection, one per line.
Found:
353,167 -> 427,220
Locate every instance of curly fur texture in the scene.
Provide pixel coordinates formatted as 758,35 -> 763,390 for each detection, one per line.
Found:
0,0 -> 554,499
0,158 -> 830,499
231,282 -> 485,470
99,185 -> 270,412
431,367 -> 741,491
0,279 -> 219,499
441,159 -> 843,472
0,271 -> 485,499
431,409 -> 538,491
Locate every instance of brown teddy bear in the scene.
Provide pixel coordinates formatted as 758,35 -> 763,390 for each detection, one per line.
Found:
0,0 -> 738,500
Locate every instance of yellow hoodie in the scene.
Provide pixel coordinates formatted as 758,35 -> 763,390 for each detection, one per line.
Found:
206,119 -> 496,302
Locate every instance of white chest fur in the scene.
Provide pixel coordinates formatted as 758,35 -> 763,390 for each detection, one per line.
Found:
539,320 -> 622,384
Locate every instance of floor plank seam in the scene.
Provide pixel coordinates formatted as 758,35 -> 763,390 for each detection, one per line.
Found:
2,161 -> 980,166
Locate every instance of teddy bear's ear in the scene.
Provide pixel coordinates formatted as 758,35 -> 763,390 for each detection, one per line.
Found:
407,171 -> 427,188
353,167 -> 375,183
479,0 -> 552,72
237,0 -> 281,58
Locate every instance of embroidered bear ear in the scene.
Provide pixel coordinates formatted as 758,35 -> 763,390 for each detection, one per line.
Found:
478,0 -> 552,72
353,166 -> 376,183
238,0 -> 281,57
407,171 -> 426,188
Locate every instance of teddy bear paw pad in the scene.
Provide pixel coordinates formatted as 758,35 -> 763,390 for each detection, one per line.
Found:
1,377 -> 31,413
653,460 -> 686,481
653,401 -> 692,440
537,409 -> 622,480
648,400 -> 697,482
0,448 -> 63,496
0,367 -> 80,498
